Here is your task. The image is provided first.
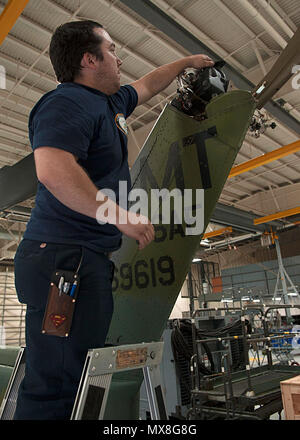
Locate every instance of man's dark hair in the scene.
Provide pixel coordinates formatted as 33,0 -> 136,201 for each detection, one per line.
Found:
49,20 -> 104,83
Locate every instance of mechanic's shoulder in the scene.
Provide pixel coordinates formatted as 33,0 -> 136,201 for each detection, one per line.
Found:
31,88 -> 77,111
110,84 -> 136,105
113,84 -> 135,97
30,86 -> 94,121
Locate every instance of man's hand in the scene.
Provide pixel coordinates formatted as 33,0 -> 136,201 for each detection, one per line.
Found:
187,54 -> 215,70
116,211 -> 155,250
132,55 -> 215,106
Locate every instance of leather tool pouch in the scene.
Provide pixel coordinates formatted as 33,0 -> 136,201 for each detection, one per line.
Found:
41,269 -> 80,337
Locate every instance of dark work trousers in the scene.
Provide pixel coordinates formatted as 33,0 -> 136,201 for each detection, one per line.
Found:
13,239 -> 114,420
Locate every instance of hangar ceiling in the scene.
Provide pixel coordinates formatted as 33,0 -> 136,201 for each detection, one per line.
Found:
0,0 -> 300,260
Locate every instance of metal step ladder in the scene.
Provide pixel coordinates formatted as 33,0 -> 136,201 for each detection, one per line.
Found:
0,342 -> 167,420
71,341 -> 168,420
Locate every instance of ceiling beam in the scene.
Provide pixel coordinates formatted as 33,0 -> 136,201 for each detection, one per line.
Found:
120,0 -> 300,137
259,131 -> 300,179
256,0 -> 294,38
233,148 -> 280,188
151,0 -> 247,72
269,0 -> 297,33
229,140 -> 300,178
97,0 -> 189,59
211,203 -> 281,233
239,0 -> 287,49
212,0 -> 275,57
242,139 -> 294,184
227,157 -> 300,191
0,0 -> 30,45
203,227 -> 232,239
254,206 -> 300,225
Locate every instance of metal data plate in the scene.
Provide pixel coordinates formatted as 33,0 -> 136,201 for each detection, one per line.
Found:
116,347 -> 147,369
87,342 -> 164,376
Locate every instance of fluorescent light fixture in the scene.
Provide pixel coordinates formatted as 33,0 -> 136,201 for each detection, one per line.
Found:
253,299 -> 261,303
287,292 -> 298,297
272,297 -> 282,301
221,299 -> 233,303
256,84 -> 266,95
192,258 -> 202,262
241,296 -> 250,301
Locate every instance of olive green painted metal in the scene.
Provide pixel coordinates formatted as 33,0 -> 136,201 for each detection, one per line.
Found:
0,347 -> 19,406
104,90 -> 256,419
0,347 -> 20,367
0,366 -> 13,405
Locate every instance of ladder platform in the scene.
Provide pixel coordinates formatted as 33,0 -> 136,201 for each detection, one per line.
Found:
71,341 -> 167,420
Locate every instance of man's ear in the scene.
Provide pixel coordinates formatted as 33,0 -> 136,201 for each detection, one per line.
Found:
80,53 -> 97,70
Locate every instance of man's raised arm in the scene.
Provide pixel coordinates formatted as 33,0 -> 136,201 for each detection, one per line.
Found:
131,54 -> 214,106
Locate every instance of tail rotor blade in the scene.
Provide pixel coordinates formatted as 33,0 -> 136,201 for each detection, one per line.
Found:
252,27 -> 300,109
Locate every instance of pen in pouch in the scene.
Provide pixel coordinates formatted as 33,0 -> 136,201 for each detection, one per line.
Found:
63,282 -> 71,294
41,247 -> 83,337
69,278 -> 78,298
58,276 -> 64,295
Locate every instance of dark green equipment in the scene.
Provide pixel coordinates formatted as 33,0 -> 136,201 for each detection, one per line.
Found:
0,347 -> 19,405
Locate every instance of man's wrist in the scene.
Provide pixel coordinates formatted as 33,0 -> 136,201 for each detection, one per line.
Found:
180,56 -> 195,71
115,204 -> 129,227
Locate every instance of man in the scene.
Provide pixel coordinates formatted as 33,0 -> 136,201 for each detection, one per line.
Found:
14,20 -> 214,420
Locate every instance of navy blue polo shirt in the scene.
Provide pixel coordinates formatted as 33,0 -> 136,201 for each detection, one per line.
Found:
23,82 -> 138,253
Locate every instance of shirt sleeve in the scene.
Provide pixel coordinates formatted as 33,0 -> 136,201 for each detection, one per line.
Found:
112,85 -> 138,118
30,95 -> 94,160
